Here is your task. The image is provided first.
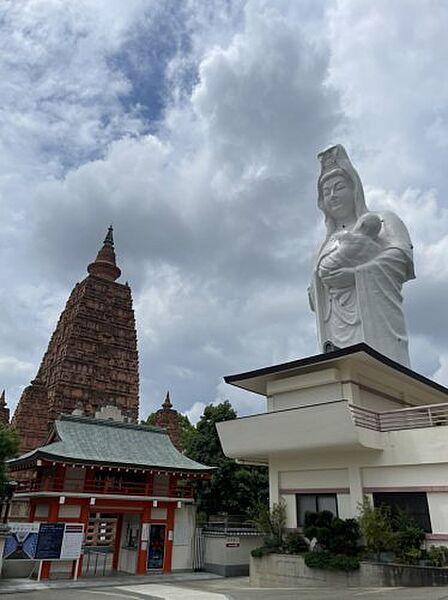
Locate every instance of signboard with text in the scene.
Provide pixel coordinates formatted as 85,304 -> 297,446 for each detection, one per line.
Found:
60,524 -> 84,560
3,522 -> 84,561
225,536 -> 240,548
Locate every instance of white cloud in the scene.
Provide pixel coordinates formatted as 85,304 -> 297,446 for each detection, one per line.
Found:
185,401 -> 207,425
434,354 -> 448,388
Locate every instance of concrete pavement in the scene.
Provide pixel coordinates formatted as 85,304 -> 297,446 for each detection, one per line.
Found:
3,576 -> 448,600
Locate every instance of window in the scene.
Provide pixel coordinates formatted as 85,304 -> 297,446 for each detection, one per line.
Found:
296,493 -> 338,527
372,492 -> 432,533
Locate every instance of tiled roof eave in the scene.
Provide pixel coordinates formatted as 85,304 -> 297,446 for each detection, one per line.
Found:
7,449 -> 215,474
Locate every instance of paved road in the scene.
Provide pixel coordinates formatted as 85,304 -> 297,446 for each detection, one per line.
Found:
5,577 -> 448,600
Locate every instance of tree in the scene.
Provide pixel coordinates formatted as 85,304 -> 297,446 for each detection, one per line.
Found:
252,500 -> 287,550
184,401 -> 269,519
0,425 -> 19,492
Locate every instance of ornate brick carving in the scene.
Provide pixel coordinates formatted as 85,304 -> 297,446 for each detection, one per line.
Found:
12,228 -> 139,453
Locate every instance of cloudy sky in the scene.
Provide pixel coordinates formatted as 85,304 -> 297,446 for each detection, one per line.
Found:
1,0 -> 448,423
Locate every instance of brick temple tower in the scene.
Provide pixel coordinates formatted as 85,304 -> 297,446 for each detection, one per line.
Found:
12,227 -> 139,453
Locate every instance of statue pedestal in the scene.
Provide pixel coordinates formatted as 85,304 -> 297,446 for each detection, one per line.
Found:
218,344 -> 448,533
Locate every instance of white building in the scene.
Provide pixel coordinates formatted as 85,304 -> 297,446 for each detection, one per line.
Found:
217,343 -> 448,542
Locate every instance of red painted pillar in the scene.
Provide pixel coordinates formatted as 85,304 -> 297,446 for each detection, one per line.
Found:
40,498 -> 59,580
136,504 -> 151,574
84,466 -> 95,493
112,514 -> 123,571
163,503 -> 175,574
54,463 -> 65,491
29,500 -> 36,522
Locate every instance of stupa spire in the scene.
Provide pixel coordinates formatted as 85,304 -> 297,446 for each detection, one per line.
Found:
162,391 -> 173,409
87,225 -> 121,281
104,225 -> 114,246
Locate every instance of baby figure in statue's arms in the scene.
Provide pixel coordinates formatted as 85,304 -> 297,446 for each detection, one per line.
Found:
318,213 -> 383,279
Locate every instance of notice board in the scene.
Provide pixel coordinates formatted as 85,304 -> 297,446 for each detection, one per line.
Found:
4,522 -> 84,561
35,523 -> 65,559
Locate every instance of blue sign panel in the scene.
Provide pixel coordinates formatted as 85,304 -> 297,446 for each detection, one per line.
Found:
3,523 -> 39,559
35,523 -> 65,559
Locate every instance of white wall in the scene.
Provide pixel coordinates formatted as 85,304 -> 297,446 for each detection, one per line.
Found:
59,504 -> 81,519
279,468 -> 348,491
358,387 -> 405,411
336,493 -> 352,520
203,534 -> 262,567
270,383 -> 343,411
280,494 -> 297,528
172,504 -> 196,571
266,369 -> 343,412
427,493 -> 448,534
362,464 -> 448,488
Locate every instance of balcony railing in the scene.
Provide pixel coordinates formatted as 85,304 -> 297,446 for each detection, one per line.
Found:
16,477 -> 194,498
349,402 -> 448,432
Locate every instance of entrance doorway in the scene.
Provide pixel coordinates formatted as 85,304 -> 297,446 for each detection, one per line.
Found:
147,524 -> 166,570
83,512 -> 118,577
118,513 -> 140,574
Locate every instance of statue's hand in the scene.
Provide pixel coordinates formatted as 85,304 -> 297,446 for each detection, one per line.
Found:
321,267 -> 355,288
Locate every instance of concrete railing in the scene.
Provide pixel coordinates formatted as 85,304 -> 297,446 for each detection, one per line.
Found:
349,402 -> 448,432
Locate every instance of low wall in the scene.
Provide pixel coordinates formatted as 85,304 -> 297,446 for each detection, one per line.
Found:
250,553 -> 448,587
203,532 -> 262,577
1,560 -> 38,579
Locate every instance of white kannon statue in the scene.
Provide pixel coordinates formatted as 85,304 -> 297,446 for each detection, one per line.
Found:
308,144 -> 415,367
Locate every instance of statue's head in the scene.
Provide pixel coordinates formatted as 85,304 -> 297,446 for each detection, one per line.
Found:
317,145 -> 368,234
321,172 -> 355,222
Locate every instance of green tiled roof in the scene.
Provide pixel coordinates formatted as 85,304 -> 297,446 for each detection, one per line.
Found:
9,415 -> 213,472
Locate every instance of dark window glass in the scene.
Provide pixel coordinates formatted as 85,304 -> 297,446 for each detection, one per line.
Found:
372,492 -> 432,533
317,494 -> 338,514
296,493 -> 338,526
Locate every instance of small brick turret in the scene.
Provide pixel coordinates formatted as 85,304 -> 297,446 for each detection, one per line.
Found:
0,389 -> 10,426
154,392 -> 181,450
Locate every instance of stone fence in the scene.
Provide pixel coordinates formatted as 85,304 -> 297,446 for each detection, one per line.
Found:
250,553 -> 448,587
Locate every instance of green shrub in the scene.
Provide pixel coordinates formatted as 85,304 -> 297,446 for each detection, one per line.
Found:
357,497 -> 395,560
251,501 -> 286,550
327,554 -> 360,572
251,546 -> 276,558
393,510 -> 425,563
303,511 -> 360,556
328,517 -> 360,556
395,527 -> 425,561
428,546 -> 448,567
303,510 -> 334,548
400,547 -> 422,565
284,531 -> 308,554
304,551 -> 360,572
